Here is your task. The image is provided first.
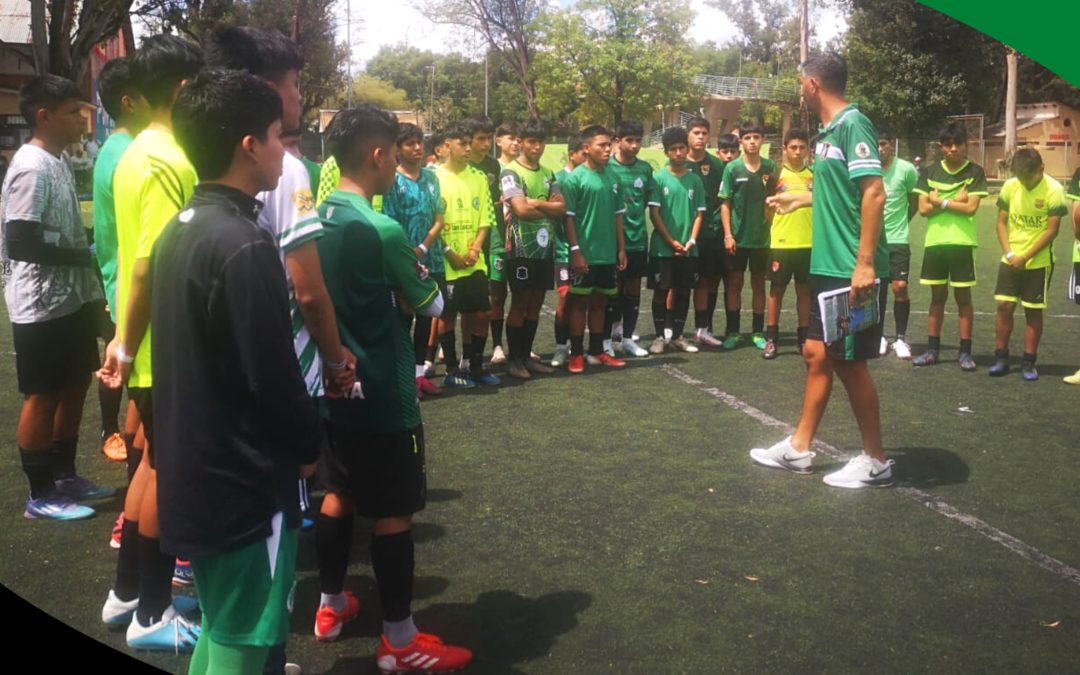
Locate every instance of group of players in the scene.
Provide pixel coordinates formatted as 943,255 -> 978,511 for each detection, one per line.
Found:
3,26 -> 1080,675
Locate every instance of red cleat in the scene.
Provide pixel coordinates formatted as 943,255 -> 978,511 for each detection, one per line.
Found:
416,376 -> 442,397
596,353 -> 626,368
376,632 -> 473,673
314,591 -> 360,641
567,354 -> 585,373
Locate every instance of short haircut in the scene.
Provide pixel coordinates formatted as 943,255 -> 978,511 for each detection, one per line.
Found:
800,52 -> 848,95
876,126 -> 896,142
938,121 -> 968,145
615,120 -> 644,139
325,105 -> 399,173
131,34 -> 203,109
97,58 -> 137,122
580,125 -> 611,145
739,121 -> 765,138
20,74 -> 82,127
444,121 -> 472,142
716,134 -> 740,151
204,26 -> 303,83
686,116 -> 710,132
568,132 -> 588,153
783,129 -> 809,146
518,118 -> 545,142
396,122 -> 424,147
662,127 -> 689,151
1011,147 -> 1042,175
495,120 -> 519,138
464,116 -> 495,136
426,130 -> 445,154
172,68 -> 282,180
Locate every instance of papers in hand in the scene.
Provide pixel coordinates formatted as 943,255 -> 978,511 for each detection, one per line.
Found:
817,280 -> 881,344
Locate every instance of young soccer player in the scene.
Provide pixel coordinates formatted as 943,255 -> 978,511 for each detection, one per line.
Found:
877,128 -> 920,359
152,67 -> 318,675
550,135 -> 588,367
501,119 -> 564,379
1,75 -> 110,521
763,129 -> 813,359
97,34 -> 204,652
1066,168 -> 1080,384
988,148 -> 1065,381
496,121 -> 520,167
607,120 -> 654,357
466,117 -> 508,364
719,122 -> 778,350
646,127 -> 705,354
437,122 -> 499,387
685,117 -> 728,346
750,52 -> 893,489
383,122 -> 446,395
560,125 -> 628,373
912,122 -> 989,370
315,104 -> 472,673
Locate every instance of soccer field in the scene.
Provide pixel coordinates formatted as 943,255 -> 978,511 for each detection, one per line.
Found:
1,203 -> 1079,673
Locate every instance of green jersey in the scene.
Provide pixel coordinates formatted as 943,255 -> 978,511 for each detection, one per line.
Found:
318,190 -> 439,435
718,157 -> 778,249
882,157 -> 919,245
560,163 -> 624,265
500,160 -> 560,260
608,154 -> 655,252
91,131 -> 132,318
435,164 -> 495,281
996,175 -> 1068,269
686,152 -> 726,238
809,103 -> 889,279
554,168 -> 573,263
648,167 -> 706,258
1066,168 -> 1080,263
915,159 -> 989,247
471,156 -> 505,254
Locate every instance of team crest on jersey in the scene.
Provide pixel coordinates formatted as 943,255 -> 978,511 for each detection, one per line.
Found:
762,174 -> 771,186
855,142 -> 872,159
1035,199 -> 1045,209
688,188 -> 695,200
516,265 -> 529,280
494,257 -> 504,270
633,177 -> 644,189
179,209 -> 194,223
537,227 -> 550,247
472,196 -> 480,209
293,189 -> 315,215
701,164 -> 711,176
663,186 -> 670,196
772,260 -> 781,273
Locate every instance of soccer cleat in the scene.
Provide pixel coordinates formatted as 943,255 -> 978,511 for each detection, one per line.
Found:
126,604 -> 201,653
507,360 -> 531,379
610,321 -> 623,343
619,338 -> 649,357
111,512 -> 124,550
822,454 -> 895,489
988,357 -> 1010,377
693,331 -> 723,348
24,492 -> 95,521
648,337 -> 666,355
670,337 -> 699,353
489,345 -> 507,365
567,354 -> 585,373
602,339 -> 616,357
472,372 -> 501,386
423,361 -> 436,379
101,431 -> 127,462
879,336 -> 889,356
376,632 -> 473,674
524,358 -> 554,374
102,589 -> 139,627
54,475 -> 115,501
751,332 -> 767,350
284,665 -> 303,675
302,516 -> 315,532
442,372 -> 476,389
912,349 -> 938,367
416,377 -> 442,397
749,437 -> 815,474
1022,363 -> 1039,381
892,338 -> 912,360
550,344 -> 570,368
1064,368 -> 1080,385
762,339 -> 778,360
958,353 -> 977,372
596,353 -> 626,367
722,334 -> 743,350
172,559 -> 194,586
314,591 -> 360,641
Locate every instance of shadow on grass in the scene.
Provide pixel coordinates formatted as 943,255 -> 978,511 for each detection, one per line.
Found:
890,446 -> 970,488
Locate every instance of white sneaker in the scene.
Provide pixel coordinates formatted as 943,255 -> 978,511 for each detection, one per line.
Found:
879,336 -> 889,356
126,604 -> 201,653
586,354 -> 603,366
490,345 -> 507,365
620,338 -> 649,357
892,338 -> 912,360
822,454 -> 895,489
671,337 -> 699,353
102,589 -> 139,627
550,343 -> 570,368
749,437 -> 815,474
694,330 -> 723,347
648,337 -> 667,355
602,338 -> 615,357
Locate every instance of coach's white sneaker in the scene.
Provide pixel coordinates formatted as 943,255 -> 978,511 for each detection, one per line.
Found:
892,338 -> 912,360
750,437 -> 815,474
879,336 -> 888,356
822,453 -> 895,489
550,343 -> 570,368
619,338 -> 649,357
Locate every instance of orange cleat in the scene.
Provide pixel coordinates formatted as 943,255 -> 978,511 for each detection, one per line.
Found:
596,353 -> 626,368
314,591 -> 360,641
376,632 -> 473,673
567,354 -> 585,374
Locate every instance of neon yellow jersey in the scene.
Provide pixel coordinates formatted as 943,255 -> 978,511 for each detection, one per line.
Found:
1066,168 -> 1080,263
436,164 -> 494,281
316,155 -> 340,206
915,160 -> 989,247
113,127 -> 196,388
770,165 -> 813,249
996,175 -> 1068,269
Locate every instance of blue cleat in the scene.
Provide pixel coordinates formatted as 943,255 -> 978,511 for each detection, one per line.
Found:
24,493 -> 95,521
988,358 -> 1010,377
1021,363 -> 1039,381
472,372 -> 501,385
54,475 -> 115,501
442,372 -> 476,389
126,605 -> 201,653
173,559 -> 194,586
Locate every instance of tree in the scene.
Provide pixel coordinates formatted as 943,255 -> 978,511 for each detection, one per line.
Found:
30,0 -> 137,80
338,75 -> 411,110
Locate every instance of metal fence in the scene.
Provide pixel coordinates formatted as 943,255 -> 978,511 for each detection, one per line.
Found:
693,75 -> 800,104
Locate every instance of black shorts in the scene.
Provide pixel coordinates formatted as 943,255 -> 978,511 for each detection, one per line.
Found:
96,302 -> 116,341
507,258 -> 554,292
555,262 -> 571,290
320,424 -> 426,519
994,263 -> 1052,309
446,271 -> 490,314
12,302 -> 99,395
696,237 -> 726,278
569,264 -> 618,296
647,256 -> 699,291
888,245 -> 911,283
621,249 -> 649,279
129,386 -> 155,466
806,275 -> 888,362
920,245 -> 976,287
768,248 -> 811,285
724,247 -> 770,275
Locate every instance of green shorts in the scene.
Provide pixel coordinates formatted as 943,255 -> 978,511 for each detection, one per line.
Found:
191,514 -> 297,647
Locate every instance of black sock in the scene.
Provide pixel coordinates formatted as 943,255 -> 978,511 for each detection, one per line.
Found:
115,518 -> 140,601
524,319 -> 539,356
894,300 -> 911,339
959,338 -> 972,356
707,291 -> 718,333
370,531 -> 414,622
766,324 -> 779,342
20,448 -> 54,499
928,335 -> 941,352
622,294 -> 640,338
797,326 -> 808,345
694,309 -> 709,331
439,331 -> 458,372
490,318 -> 504,347
425,343 -> 437,363
413,315 -> 432,366
263,643 -> 287,675
506,323 -> 524,361
470,334 -> 487,375
672,293 -> 690,338
99,381 -> 121,436
752,312 -> 765,334
1022,352 -> 1037,365
316,513 -> 354,595
126,444 -> 143,483
603,296 -> 618,340
51,437 -> 77,481
570,335 -> 585,356
725,309 -> 741,336
554,319 -> 569,345
588,333 -> 604,356
652,294 -> 667,337
995,348 -> 1009,359
136,534 -> 175,626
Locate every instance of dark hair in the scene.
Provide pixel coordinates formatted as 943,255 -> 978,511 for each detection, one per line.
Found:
739,121 -> 765,138
800,52 -> 847,94
716,134 -> 740,151
464,116 -> 495,136
97,58 -> 138,122
396,122 -> 424,147
20,75 -> 82,127
938,121 -> 967,145
325,104 -> 399,173
783,129 -> 809,146
444,122 -> 472,142
1011,147 -> 1042,176
686,116 -> 710,132
568,132 -> 588,153
519,118 -> 545,142
662,127 -> 689,151
427,130 -> 445,155
131,34 -> 203,109
615,120 -> 644,139
580,125 -> 611,144
876,126 -> 896,142
172,68 -> 282,180
204,26 -> 303,83
495,120 -> 519,138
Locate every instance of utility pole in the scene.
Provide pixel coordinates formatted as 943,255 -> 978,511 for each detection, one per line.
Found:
484,52 -> 489,117
800,0 -> 809,65
1005,47 -> 1018,170
346,0 -> 352,107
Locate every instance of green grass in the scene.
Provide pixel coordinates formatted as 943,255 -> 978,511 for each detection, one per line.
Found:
2,203 -> 1079,673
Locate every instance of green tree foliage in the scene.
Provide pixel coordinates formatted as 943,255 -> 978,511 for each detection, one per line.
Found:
340,75 -> 411,110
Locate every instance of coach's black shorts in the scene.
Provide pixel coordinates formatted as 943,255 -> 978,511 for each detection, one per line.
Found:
129,386 -> 155,466
994,262 -> 1052,309
320,423 -> 426,519
888,244 -> 911,283
768,248 -> 811,285
621,249 -> 648,279
507,257 -> 554,292
12,302 -> 99,395
921,245 -> 976,287
696,237 -> 725,278
806,275 -> 888,362
647,256 -> 699,291
569,264 -> 618,296
446,271 -> 490,313
724,247 -> 770,275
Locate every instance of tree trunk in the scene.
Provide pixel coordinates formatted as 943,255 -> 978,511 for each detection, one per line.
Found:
1004,48 -> 1018,165
30,0 -> 49,74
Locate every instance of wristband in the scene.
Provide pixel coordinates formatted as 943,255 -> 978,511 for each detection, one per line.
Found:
724,235 -> 735,242
418,243 -> 428,254
570,245 -> 581,252
116,345 -> 135,364
1005,251 -> 1017,260
326,357 -> 348,371
686,238 -> 696,247
941,199 -> 950,210
443,244 -> 453,254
